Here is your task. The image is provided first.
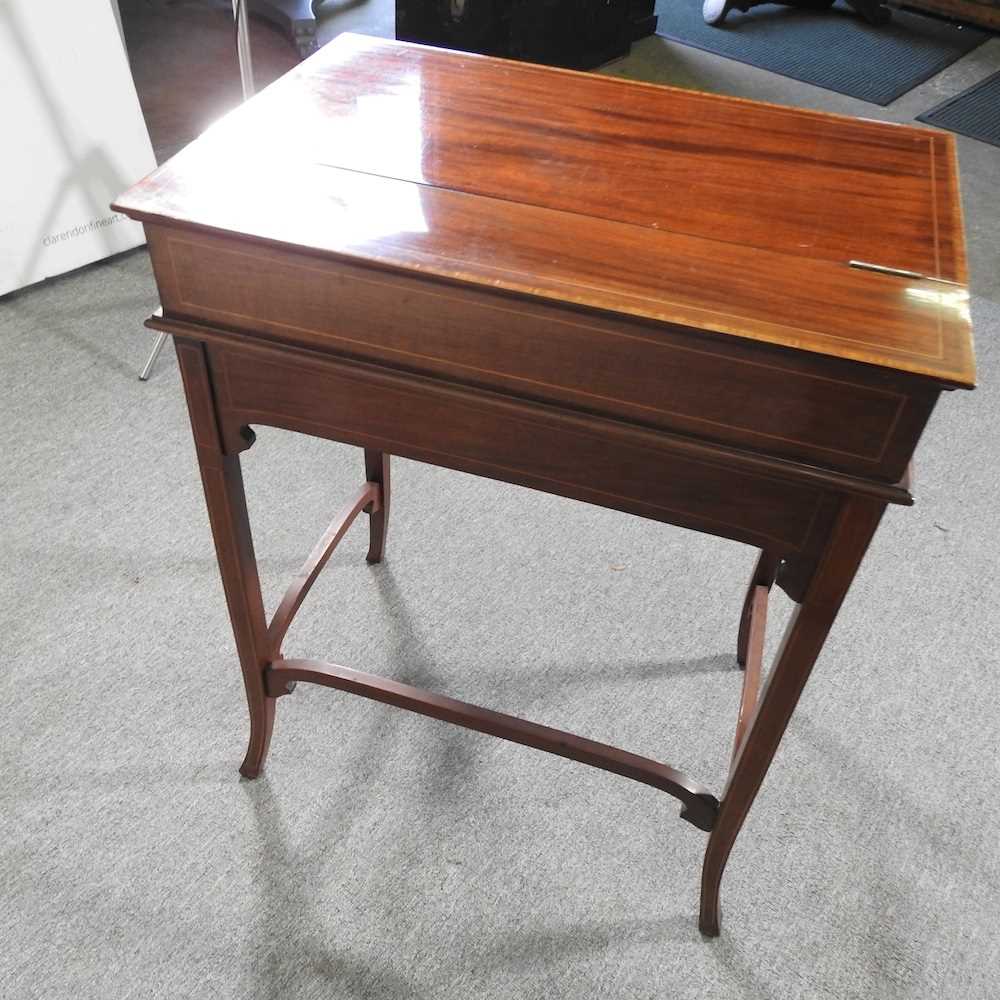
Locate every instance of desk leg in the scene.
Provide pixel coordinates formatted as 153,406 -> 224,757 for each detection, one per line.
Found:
364,449 -> 390,564
175,339 -> 275,779
700,495 -> 885,936
736,551 -> 780,668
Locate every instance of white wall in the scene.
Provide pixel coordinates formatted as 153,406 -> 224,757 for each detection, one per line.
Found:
0,0 -> 156,296
109,0 -> 125,49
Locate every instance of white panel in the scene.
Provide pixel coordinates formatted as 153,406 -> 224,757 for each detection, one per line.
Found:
0,0 -> 156,295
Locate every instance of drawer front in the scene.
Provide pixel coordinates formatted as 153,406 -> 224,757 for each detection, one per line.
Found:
150,227 -> 932,482
209,339 -> 832,555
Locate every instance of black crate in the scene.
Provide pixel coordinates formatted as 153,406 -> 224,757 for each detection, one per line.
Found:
396,0 -> 657,70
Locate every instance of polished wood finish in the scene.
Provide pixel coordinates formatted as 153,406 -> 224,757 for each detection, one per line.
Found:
173,339 -> 275,780
267,481 -> 381,658
147,228 -> 942,482
736,551 -> 780,668
703,495 -> 886,936
113,35 -> 974,936
733,585 -> 768,763
363,449 -> 390,564
116,33 -> 973,388
266,658 -> 720,831
908,0 -> 1000,30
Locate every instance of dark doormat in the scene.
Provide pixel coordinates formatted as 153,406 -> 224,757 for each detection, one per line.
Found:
653,0 -> 989,105
917,70 -> 1000,146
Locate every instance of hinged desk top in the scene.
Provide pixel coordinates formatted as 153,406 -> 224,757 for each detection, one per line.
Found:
113,33 -> 974,387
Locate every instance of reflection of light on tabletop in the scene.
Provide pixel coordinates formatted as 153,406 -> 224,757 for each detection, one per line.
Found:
906,285 -> 971,323
345,73 -> 426,182
317,168 -> 428,247
160,67 -> 430,250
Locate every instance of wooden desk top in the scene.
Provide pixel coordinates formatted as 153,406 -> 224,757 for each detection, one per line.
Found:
114,33 -> 974,388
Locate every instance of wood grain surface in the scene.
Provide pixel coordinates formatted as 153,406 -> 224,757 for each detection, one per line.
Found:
114,35 -> 976,936
113,33 -> 974,387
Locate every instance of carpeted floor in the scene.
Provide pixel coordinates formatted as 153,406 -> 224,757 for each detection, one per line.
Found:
918,69 -> 1000,147
2,4 -> 1000,999
652,0 -> 989,106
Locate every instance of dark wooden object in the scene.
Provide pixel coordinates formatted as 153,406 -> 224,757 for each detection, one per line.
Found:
113,34 -> 974,936
906,0 -> 1000,29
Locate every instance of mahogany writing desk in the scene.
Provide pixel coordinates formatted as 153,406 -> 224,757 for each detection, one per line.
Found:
113,33 -> 975,935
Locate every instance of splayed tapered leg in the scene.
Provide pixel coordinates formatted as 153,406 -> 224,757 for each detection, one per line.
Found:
700,496 -> 885,936
175,338 -> 276,779
736,551 -> 780,668
364,449 -> 390,564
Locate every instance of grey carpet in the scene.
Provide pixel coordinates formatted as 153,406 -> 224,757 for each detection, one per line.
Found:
3,248 -> 999,1000
653,0 -> 989,105
918,68 -> 1000,146
3,8 -> 1000,997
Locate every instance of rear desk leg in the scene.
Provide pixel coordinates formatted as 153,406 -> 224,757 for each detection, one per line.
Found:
364,449 -> 390,564
175,338 -> 275,779
737,551 -> 780,668
700,495 -> 886,936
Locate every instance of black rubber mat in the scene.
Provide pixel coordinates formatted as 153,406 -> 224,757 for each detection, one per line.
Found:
917,70 -> 1000,146
654,0 -> 989,106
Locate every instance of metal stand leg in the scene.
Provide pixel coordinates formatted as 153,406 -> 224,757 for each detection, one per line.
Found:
233,0 -> 256,97
139,331 -> 169,381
